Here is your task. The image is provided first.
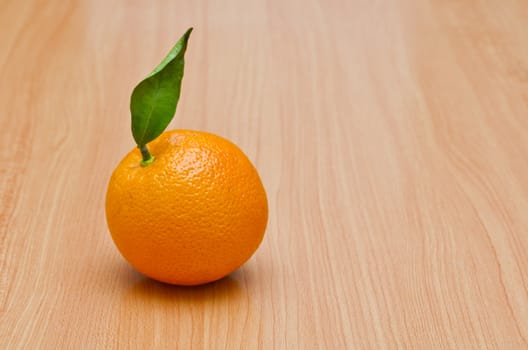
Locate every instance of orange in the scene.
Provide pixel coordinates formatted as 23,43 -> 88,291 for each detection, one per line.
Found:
105,130 -> 268,285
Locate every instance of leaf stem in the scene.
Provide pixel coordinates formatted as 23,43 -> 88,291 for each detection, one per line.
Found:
139,145 -> 155,167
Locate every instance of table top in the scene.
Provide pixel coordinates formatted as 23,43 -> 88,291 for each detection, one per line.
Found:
1,0 -> 528,348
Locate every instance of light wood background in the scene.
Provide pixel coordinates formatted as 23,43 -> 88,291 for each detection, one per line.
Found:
1,0 -> 528,348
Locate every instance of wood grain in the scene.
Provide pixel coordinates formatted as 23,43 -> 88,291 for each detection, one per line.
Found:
1,0 -> 527,348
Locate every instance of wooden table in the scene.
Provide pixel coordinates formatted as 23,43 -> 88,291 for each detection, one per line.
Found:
1,0 -> 527,348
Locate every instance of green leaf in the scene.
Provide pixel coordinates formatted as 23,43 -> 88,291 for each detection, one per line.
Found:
131,28 -> 193,147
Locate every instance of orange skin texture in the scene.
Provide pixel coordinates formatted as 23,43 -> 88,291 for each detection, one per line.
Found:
105,130 -> 268,285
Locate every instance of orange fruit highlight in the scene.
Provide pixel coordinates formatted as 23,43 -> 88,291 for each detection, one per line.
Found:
105,130 -> 268,285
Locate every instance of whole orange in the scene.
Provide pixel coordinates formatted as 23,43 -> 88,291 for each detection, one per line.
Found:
105,130 -> 268,285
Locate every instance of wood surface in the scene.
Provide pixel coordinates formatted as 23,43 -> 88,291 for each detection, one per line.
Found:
1,0 -> 528,348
